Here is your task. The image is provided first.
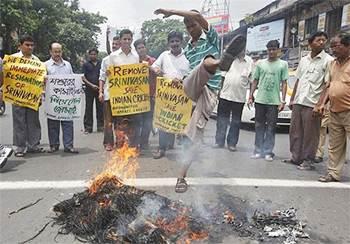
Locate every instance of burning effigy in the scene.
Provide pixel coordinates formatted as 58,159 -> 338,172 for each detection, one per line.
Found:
52,132 -> 310,244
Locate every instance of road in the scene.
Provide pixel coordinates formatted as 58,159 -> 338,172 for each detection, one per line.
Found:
0,105 -> 350,244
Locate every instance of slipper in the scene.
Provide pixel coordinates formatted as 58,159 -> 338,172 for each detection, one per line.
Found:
219,35 -> 246,71
175,178 -> 188,193
14,152 -> 25,157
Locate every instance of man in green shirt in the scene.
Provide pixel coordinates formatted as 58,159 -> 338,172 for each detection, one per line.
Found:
248,40 -> 288,161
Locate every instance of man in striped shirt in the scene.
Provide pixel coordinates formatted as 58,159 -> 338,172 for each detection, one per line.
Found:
155,9 -> 245,193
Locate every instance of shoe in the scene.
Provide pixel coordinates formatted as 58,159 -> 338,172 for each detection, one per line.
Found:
297,160 -> 315,170
27,147 -> 45,153
219,35 -> 247,71
228,145 -> 237,152
47,145 -> 59,153
83,129 -> 92,134
175,178 -> 188,193
104,144 -> 113,151
265,154 -> 274,162
0,147 -> 13,168
213,144 -> 224,149
251,153 -> 262,159
14,151 -> 25,157
153,149 -> 165,159
319,174 -> 339,183
314,156 -> 323,163
64,148 -> 79,154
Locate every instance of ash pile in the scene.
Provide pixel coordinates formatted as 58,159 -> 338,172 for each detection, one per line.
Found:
53,176 -> 209,243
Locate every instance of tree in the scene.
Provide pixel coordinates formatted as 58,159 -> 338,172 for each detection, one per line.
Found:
141,18 -> 188,58
0,0 -> 107,70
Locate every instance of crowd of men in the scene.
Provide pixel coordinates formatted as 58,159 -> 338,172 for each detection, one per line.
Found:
0,9 -> 349,192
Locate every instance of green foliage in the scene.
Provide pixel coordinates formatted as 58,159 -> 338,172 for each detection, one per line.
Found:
141,18 -> 188,58
0,0 -> 107,71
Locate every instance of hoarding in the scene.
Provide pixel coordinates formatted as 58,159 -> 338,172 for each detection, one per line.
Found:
246,19 -> 285,52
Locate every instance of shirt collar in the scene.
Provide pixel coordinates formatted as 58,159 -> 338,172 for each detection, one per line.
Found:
168,49 -> 185,57
308,50 -> 326,60
188,30 -> 207,48
49,58 -> 65,66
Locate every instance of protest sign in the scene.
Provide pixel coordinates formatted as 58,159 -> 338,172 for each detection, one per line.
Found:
153,77 -> 192,134
108,63 -> 150,116
45,74 -> 83,120
2,55 -> 46,110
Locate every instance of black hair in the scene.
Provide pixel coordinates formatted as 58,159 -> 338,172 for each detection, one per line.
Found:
113,35 -> 120,41
168,31 -> 183,42
335,32 -> 350,46
49,42 -> 61,50
119,29 -> 133,39
184,9 -> 201,24
308,31 -> 328,44
266,40 -> 280,49
88,48 -> 98,54
19,34 -> 34,44
133,39 -> 146,49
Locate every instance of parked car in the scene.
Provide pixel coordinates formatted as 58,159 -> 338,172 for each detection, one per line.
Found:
211,69 -> 297,126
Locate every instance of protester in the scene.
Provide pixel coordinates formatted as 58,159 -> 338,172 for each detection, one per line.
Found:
151,31 -> 190,159
315,33 -> 350,182
99,36 -> 121,151
108,29 -> 141,148
134,39 -> 156,150
0,57 -> 13,167
82,48 -> 103,134
155,8 -> 246,193
215,48 -> 254,151
248,40 -> 288,162
6,35 -> 44,157
45,42 -> 79,154
283,32 -> 333,170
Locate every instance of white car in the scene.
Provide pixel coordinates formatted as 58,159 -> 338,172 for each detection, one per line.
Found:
212,70 -> 297,126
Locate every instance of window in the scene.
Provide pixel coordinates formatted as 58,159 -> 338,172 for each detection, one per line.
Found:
326,7 -> 343,38
305,16 -> 318,38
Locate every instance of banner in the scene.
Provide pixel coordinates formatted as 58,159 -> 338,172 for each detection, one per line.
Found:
108,63 -> 150,116
318,13 -> 326,31
45,74 -> 83,120
206,15 -> 229,34
153,77 -> 192,134
2,55 -> 46,110
246,19 -> 285,52
341,3 -> 350,30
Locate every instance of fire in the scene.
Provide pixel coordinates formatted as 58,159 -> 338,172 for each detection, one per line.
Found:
88,131 -> 139,194
224,210 -> 235,224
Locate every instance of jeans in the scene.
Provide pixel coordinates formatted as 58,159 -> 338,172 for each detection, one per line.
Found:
84,88 -> 103,131
140,97 -> 155,147
215,98 -> 244,146
254,103 -> 278,156
47,118 -> 74,149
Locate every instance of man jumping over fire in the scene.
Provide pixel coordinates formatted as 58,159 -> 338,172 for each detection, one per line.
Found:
154,8 -> 246,193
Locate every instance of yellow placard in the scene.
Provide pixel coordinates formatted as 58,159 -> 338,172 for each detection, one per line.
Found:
2,55 -> 46,110
153,77 -> 192,134
108,63 -> 150,116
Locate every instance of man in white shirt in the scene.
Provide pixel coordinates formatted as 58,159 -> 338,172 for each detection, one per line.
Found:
45,43 -> 79,154
285,31 -> 333,170
215,49 -> 253,151
151,31 -> 190,159
107,29 -> 141,148
99,36 -> 120,151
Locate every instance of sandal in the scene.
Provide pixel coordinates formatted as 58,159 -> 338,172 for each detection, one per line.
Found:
14,152 -> 25,157
175,178 -> 188,193
282,159 -> 300,165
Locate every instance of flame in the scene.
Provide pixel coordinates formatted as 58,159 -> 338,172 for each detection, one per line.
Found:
88,131 -> 139,194
224,210 -> 235,224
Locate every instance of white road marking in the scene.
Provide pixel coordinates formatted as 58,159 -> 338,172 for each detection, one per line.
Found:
0,178 -> 349,190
